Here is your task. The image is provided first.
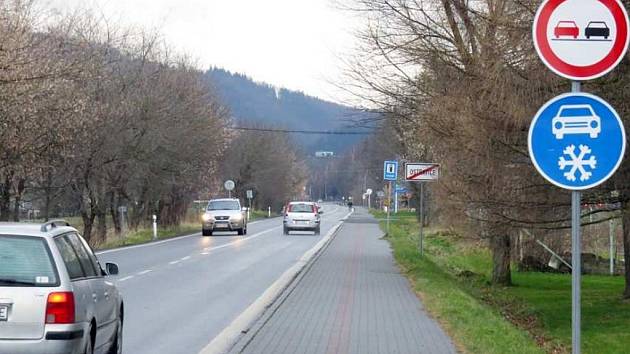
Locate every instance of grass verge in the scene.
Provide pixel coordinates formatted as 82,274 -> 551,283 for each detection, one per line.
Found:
96,222 -> 200,250
374,210 -> 545,354
376,210 -> 630,354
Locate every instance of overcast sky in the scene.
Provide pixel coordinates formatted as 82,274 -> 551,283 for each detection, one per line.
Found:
47,0 -> 361,104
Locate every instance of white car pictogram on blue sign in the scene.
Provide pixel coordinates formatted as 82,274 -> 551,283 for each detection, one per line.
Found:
529,93 -> 625,190
552,104 -> 601,139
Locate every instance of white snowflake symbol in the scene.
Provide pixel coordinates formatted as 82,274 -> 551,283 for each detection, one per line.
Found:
558,144 -> 597,182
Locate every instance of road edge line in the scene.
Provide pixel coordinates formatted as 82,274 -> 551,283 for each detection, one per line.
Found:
95,217 -> 279,255
198,210 -> 353,354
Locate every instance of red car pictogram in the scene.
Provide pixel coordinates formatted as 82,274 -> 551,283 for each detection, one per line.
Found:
554,21 -> 579,39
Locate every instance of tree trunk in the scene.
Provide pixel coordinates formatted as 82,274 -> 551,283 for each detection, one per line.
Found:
490,233 -> 512,286
43,170 -> 52,221
130,183 -> 149,229
109,191 -> 121,235
95,187 -> 107,244
622,201 -> 630,298
0,172 -> 13,221
12,178 -> 25,222
96,207 -> 107,245
82,210 -> 96,243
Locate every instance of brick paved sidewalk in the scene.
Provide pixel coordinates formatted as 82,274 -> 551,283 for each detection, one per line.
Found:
233,208 -> 457,354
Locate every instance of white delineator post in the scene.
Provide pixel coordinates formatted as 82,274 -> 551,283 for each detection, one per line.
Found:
268,206 -> 271,218
152,214 -> 158,241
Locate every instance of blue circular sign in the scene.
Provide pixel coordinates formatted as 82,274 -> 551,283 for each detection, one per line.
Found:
528,92 -> 626,190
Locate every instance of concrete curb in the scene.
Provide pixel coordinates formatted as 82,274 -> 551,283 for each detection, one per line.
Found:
198,211 -> 352,354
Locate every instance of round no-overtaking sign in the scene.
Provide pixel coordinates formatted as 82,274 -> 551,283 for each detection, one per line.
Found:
533,0 -> 630,80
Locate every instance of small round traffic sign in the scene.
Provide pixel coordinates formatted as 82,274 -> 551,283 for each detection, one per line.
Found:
224,180 -> 235,191
528,93 -> 626,190
533,0 -> 630,80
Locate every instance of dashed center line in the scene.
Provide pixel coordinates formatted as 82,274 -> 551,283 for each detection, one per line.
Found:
169,260 -> 180,265
137,270 -> 152,276
118,276 -> 134,282
181,256 -> 191,261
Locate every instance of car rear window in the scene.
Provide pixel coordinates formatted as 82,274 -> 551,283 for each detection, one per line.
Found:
0,235 -> 58,287
288,204 -> 315,213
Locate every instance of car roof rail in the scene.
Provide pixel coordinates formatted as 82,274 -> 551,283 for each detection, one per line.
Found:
41,219 -> 72,232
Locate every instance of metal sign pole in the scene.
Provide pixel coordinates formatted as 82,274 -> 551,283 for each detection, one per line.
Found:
610,219 -> 615,275
572,190 -> 581,354
387,181 -> 392,235
571,80 -> 581,354
419,182 -> 424,256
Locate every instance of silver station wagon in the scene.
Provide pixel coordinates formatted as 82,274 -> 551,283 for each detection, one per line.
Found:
0,220 -> 123,354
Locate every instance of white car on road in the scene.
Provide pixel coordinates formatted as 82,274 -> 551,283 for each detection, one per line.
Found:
552,104 -> 601,139
283,202 -> 321,235
201,198 -> 248,236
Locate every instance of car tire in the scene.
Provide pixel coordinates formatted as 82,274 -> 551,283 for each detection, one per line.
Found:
107,316 -> 123,354
283,227 -> 289,235
243,226 -> 248,235
237,228 -> 244,236
202,229 -> 212,236
315,227 -> 321,235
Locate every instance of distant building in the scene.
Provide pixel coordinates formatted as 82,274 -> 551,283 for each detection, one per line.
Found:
315,151 -> 334,158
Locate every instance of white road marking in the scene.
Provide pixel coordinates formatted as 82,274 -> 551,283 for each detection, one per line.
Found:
196,227 -> 281,257
201,252 -> 210,255
137,270 -> 152,276
95,217 -> 280,255
169,260 -> 180,265
118,276 -> 134,282
181,256 -> 191,261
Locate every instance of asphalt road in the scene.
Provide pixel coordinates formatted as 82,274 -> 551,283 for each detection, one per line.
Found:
96,203 -> 348,354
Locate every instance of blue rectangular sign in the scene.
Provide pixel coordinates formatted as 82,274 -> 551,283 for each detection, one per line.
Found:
384,160 -> 398,181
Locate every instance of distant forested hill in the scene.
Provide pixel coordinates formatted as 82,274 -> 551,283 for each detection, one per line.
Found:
203,68 -> 371,153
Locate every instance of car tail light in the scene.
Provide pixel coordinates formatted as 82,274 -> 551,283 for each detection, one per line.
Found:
46,292 -> 75,324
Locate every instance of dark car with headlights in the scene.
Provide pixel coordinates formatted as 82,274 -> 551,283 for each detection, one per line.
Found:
201,199 -> 248,236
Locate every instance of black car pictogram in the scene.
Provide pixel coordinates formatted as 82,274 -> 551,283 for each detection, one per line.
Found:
585,21 -> 610,39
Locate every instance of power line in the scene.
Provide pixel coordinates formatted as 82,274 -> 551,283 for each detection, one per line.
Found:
228,126 -> 374,135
